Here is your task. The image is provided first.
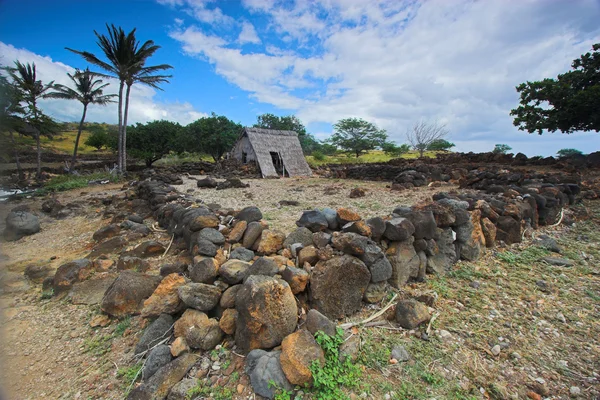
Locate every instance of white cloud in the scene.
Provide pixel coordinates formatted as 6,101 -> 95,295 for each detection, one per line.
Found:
0,42 -> 206,125
159,0 -> 234,25
238,21 -> 261,44
167,0 -> 600,156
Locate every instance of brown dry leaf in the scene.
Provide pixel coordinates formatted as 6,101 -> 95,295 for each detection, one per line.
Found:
351,326 -> 360,335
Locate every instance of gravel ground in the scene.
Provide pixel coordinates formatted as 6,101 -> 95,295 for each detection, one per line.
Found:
176,176 -> 456,233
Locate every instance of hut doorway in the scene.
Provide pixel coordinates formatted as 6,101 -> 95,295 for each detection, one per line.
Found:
269,151 -> 287,176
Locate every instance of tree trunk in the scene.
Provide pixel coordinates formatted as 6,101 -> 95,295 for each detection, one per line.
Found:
36,130 -> 41,179
9,130 -> 24,181
419,149 -> 424,158
122,84 -> 132,172
72,103 -> 88,168
117,80 -> 124,172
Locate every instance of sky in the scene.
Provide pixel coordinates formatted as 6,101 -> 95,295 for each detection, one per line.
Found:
0,0 -> 599,156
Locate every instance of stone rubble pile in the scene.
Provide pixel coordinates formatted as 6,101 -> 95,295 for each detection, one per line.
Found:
36,175 -> 588,399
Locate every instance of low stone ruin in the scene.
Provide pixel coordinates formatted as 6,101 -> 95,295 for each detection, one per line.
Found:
32,171 -> 586,399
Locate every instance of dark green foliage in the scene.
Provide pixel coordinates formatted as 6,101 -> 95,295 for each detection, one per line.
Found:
84,125 -> 110,150
330,118 -> 388,157
127,120 -> 182,166
309,328 -> 362,400
319,143 -> 338,156
382,142 -> 410,157
181,113 -> 242,161
511,43 -> 600,134
312,151 -> 326,161
493,144 -> 512,154
427,139 -> 455,151
556,148 -> 583,158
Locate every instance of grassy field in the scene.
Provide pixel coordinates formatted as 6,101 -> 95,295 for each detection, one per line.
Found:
305,150 -> 441,167
2,130 -> 109,156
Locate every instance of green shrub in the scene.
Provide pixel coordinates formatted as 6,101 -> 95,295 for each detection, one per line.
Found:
41,172 -> 120,193
312,151 -> 326,161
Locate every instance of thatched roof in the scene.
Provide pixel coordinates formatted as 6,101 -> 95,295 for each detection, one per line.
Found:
241,127 -> 312,177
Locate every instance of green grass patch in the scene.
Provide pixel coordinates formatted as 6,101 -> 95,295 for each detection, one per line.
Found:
84,333 -> 113,356
305,150 -> 441,167
39,172 -> 121,194
114,316 -> 131,337
187,381 -> 234,400
496,246 -> 550,265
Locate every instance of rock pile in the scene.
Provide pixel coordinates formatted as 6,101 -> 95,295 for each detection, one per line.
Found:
38,176 -> 588,399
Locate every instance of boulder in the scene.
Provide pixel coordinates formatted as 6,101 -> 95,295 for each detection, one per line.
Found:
188,257 -> 219,283
496,216 -> 521,244
24,264 -> 53,283
257,230 -> 285,255
383,218 -> 415,241
174,309 -> 223,350
235,276 -> 297,352
237,206 -> 263,223
341,220 -> 372,237
312,232 -> 332,249
366,217 -> 386,241
280,330 -> 325,386
3,211 -> 40,241
52,259 -> 94,293
298,246 -> 319,266
135,314 -> 174,355
142,345 -> 172,381
229,247 -> 255,262
402,211 -> 437,240
246,350 -> 293,399
386,237 -> 420,288
92,224 -> 121,242
117,256 -> 150,272
336,208 -> 361,225
244,257 -> 279,280
242,222 -> 264,248
198,228 -> 225,245
126,353 -> 196,400
219,308 -> 238,335
369,256 -> 393,283
177,283 -> 222,311
331,232 -> 369,256
219,260 -> 251,284
280,266 -> 309,294
132,241 -> 166,258
359,241 -> 385,266
219,285 -> 242,309
87,236 -> 128,258
159,262 -> 187,277
426,228 -> 457,274
188,213 -> 219,232
41,198 -> 63,215
321,208 -> 338,230
228,220 -> 247,243
283,227 -> 315,249
101,271 -> 162,317
141,273 -> 187,317
196,177 -> 217,188
69,276 -> 116,305
364,281 -> 388,304
191,238 -> 218,257
395,299 -> 430,329
309,255 -> 371,320
296,210 -> 328,232
305,309 -> 336,337
120,220 -> 150,236
481,217 -> 497,248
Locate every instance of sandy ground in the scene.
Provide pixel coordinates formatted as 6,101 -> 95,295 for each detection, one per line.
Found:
176,175 -> 456,232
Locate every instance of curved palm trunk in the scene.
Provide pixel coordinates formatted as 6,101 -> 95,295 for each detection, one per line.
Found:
72,103 -> 88,168
122,84 -> 132,172
117,80 -> 124,172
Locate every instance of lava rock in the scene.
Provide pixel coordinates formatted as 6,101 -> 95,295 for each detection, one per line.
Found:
3,211 -> 40,241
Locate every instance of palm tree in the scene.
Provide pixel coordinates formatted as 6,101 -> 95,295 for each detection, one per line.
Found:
48,68 -> 116,167
5,61 -> 58,178
67,24 -> 172,172
0,72 -> 26,180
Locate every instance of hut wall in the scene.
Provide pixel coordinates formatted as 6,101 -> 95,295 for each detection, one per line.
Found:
232,135 -> 256,163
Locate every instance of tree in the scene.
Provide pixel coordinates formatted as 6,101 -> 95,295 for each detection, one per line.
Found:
406,120 -> 449,157
556,148 -> 583,158
253,113 -> 320,154
330,118 -> 388,157
4,61 -> 59,178
493,144 -> 512,154
184,113 -> 242,161
427,139 -> 455,151
126,120 -> 181,166
511,43 -> 600,134
0,72 -> 26,180
381,142 -> 410,157
84,126 -> 109,150
68,24 -> 172,172
48,68 -> 116,167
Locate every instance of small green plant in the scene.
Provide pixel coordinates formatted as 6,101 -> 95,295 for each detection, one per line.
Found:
39,172 -> 121,194
114,316 -> 131,336
269,380 -> 294,400
84,334 -> 112,356
309,328 -> 362,400
187,381 -> 233,400
117,363 -> 143,384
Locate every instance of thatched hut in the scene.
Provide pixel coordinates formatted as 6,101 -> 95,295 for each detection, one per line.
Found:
231,128 -> 312,177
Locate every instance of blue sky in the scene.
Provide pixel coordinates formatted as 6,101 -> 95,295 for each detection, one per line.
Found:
1,0 -> 599,156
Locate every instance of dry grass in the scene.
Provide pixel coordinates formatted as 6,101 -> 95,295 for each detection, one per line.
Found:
177,175 -> 455,232
305,150 -> 442,168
